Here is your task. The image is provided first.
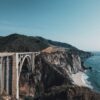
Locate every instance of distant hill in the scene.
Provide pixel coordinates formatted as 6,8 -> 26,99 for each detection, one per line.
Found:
0,33 -> 91,60
36,36 -> 78,50
0,34 -> 49,52
37,36 -> 92,61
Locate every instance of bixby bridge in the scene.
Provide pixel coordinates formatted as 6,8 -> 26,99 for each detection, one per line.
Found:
0,52 -> 40,99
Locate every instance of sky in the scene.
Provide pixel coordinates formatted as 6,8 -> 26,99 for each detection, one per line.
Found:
0,0 -> 100,51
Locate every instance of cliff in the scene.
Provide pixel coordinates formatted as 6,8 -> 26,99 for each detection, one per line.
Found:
34,86 -> 100,100
31,47 -> 100,100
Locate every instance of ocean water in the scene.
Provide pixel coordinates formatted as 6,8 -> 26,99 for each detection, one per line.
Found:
84,52 -> 100,92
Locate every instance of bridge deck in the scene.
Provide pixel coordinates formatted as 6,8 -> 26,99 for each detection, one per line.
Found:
0,53 -> 14,56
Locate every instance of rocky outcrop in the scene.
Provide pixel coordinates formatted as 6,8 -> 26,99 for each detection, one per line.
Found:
31,47 -> 100,100
41,47 -> 83,74
34,86 -> 100,100
29,47 -> 100,100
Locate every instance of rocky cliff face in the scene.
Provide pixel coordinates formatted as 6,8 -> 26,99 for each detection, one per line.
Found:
32,47 -> 100,100
34,47 -> 82,91
34,86 -> 100,100
42,47 -> 82,75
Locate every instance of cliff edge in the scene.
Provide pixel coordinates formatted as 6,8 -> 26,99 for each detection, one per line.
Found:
30,46 -> 100,100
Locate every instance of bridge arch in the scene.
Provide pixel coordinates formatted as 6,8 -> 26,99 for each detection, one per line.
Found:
19,54 -> 35,98
19,55 -> 32,77
0,52 -> 39,99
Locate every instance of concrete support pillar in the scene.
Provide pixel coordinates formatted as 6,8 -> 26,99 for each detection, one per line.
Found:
12,53 -> 19,99
0,57 -> 3,94
32,53 -> 35,72
2,58 -> 4,94
16,53 -> 19,100
6,56 -> 9,95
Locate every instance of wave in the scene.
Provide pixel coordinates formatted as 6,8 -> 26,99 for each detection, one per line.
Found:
82,73 -> 93,89
90,68 -> 100,73
93,70 -> 100,73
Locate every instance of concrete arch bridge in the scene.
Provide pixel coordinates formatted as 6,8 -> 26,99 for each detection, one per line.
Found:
0,52 -> 40,99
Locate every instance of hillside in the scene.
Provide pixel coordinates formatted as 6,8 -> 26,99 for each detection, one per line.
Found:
37,36 -> 92,61
0,34 -> 49,52
0,34 -> 91,60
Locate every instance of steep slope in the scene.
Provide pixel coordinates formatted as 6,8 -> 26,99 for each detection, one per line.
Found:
32,47 -> 100,100
34,86 -> 100,100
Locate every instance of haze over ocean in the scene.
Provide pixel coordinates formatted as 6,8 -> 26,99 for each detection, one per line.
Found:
0,0 -> 100,51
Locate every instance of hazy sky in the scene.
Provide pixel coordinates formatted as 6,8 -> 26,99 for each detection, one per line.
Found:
0,0 -> 100,51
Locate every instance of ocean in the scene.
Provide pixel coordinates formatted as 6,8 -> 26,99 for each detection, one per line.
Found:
84,52 -> 100,92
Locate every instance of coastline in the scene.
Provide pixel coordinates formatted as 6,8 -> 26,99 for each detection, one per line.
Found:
71,71 -> 93,89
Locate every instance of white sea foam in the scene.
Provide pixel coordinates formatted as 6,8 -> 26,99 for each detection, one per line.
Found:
71,71 -> 93,89
82,73 -> 93,89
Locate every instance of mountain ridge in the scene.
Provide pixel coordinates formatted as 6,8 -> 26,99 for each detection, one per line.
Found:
0,33 -> 83,51
0,33 -> 91,62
